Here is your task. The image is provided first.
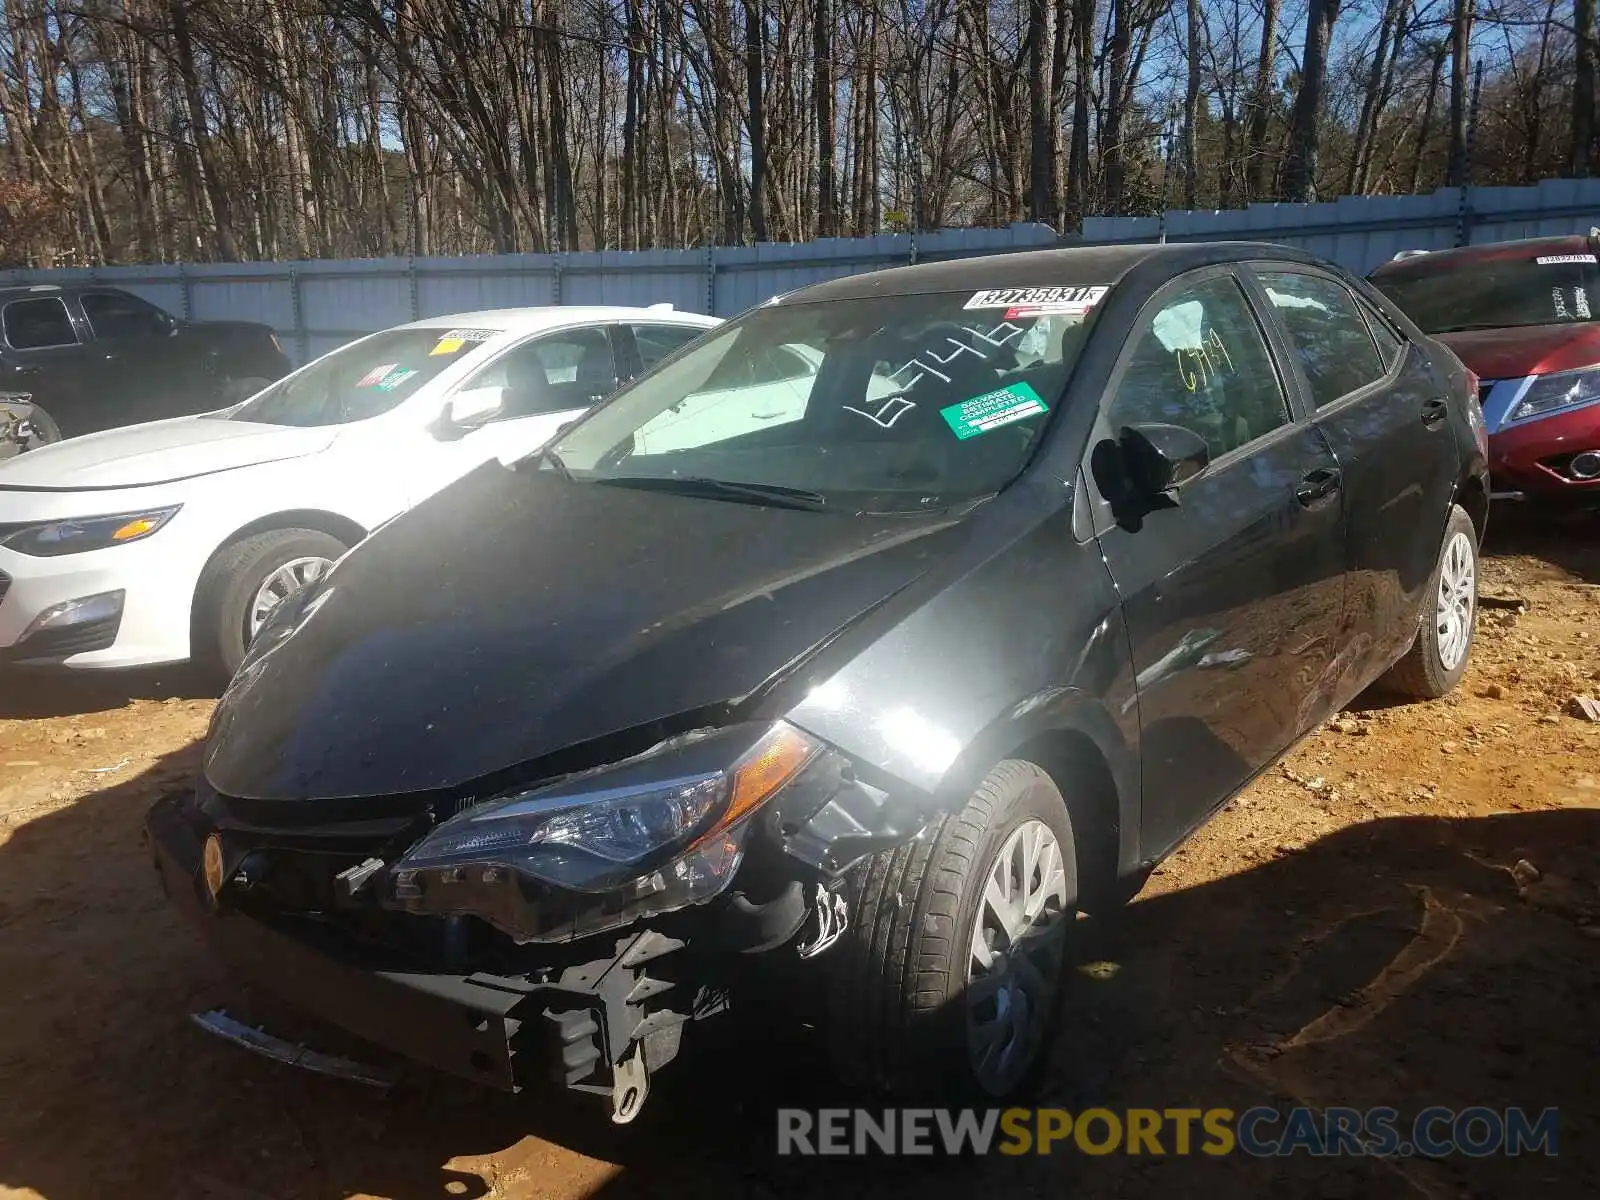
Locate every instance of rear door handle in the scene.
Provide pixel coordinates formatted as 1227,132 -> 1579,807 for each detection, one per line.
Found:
1421,398 -> 1449,427
1295,466 -> 1342,507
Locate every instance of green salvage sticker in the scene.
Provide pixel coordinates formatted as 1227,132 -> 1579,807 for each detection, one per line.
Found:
940,382 -> 1048,440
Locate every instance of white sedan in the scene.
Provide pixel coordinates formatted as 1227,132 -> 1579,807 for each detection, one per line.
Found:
0,305 -> 718,677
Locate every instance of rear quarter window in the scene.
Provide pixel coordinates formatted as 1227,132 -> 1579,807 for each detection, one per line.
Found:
4,298 -> 78,350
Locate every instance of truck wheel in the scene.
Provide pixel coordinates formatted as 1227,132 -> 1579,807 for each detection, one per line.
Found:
193,529 -> 345,681
826,760 -> 1077,1099
1379,504 -> 1478,699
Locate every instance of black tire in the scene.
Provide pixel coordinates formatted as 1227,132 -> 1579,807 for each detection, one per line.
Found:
192,529 -> 346,681
1378,504 -> 1478,699
825,759 -> 1078,1099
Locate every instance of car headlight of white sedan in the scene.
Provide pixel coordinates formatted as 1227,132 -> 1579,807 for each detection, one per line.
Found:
0,505 -> 181,556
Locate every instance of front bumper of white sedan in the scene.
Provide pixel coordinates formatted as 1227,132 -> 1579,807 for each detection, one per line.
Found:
0,532 -> 199,669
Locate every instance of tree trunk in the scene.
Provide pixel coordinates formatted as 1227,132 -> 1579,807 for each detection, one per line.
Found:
1026,0 -> 1054,223
1574,0 -> 1597,176
1280,0 -> 1340,202
1446,0 -> 1475,185
169,0 -> 240,259
744,0 -> 768,242
813,0 -> 835,236
1067,0 -> 1093,221
1183,0 -> 1202,207
1410,40 -> 1448,193
1246,0 -> 1281,199
1347,0 -> 1406,194
1101,0 -> 1131,213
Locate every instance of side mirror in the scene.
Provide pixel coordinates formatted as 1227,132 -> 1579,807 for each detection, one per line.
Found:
445,385 -> 506,431
1119,422 -> 1210,498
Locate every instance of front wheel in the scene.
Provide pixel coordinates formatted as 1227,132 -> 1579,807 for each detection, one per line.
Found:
825,760 -> 1078,1099
192,529 -> 346,681
1379,503 -> 1478,699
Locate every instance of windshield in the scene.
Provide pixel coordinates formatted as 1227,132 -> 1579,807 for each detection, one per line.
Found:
543,288 -> 1106,513
231,326 -> 501,427
1374,253 -> 1600,334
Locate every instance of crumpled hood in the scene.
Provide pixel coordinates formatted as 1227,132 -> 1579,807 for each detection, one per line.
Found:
205,464 -> 963,802
0,417 -> 334,490
1435,323 -> 1600,381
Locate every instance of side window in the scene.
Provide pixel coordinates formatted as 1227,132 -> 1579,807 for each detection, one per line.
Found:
701,340 -> 816,390
465,327 -> 618,419
1108,275 -> 1290,462
1257,270 -> 1386,407
81,291 -> 170,340
631,324 -> 705,373
4,298 -> 78,350
1358,299 -> 1405,369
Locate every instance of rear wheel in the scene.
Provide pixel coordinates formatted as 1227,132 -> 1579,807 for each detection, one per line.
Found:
1379,504 -> 1478,699
825,760 -> 1077,1098
192,529 -> 345,681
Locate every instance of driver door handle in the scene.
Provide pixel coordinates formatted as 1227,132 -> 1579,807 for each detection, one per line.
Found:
1295,466 -> 1342,507
1421,398 -> 1449,426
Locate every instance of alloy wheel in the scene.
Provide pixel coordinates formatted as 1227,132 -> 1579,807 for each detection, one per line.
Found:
247,556 -> 332,641
966,818 -> 1070,1096
1435,530 -> 1476,671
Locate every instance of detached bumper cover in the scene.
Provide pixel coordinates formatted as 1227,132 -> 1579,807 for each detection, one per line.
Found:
147,794 -> 751,1100
148,795 -> 528,1089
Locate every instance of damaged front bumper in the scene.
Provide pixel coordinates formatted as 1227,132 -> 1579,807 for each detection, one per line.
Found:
145,762 -> 914,1119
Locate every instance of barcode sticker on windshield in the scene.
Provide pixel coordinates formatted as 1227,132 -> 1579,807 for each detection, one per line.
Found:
438,328 -> 499,342
941,382 -> 1048,440
964,286 -> 1109,315
1535,254 -> 1597,265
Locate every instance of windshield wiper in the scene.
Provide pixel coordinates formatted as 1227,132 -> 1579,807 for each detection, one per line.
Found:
531,445 -> 573,480
591,475 -> 827,510
1430,321 -> 1552,334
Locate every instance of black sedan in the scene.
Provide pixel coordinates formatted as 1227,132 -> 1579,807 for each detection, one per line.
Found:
0,284 -> 290,438
148,241 -> 1488,1119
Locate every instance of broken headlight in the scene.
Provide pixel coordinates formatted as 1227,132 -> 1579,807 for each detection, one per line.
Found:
392,722 -> 820,904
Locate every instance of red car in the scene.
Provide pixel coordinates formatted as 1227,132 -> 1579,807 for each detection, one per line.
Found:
1370,234 -> 1600,508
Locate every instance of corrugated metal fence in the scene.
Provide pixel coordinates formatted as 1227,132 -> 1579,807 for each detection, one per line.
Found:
7,179 -> 1600,364
1081,177 -> 1600,279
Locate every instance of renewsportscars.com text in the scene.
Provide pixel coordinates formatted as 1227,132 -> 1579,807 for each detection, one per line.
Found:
776,1106 -> 1558,1158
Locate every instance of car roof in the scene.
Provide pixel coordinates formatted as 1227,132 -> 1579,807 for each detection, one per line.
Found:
1369,233 -> 1594,281
395,306 -> 719,335
776,240 -> 1330,304
0,284 -> 69,299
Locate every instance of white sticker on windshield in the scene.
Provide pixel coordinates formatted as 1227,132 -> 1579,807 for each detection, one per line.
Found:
1553,288 -> 1572,320
964,285 -> 1109,316
1579,288 -> 1593,319
1535,254 -> 1597,265
437,327 -> 500,342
